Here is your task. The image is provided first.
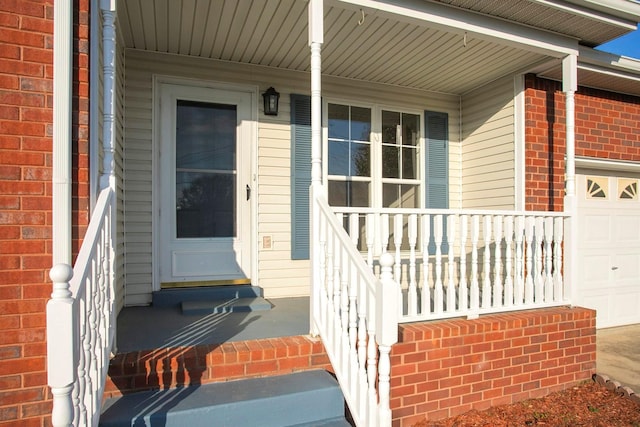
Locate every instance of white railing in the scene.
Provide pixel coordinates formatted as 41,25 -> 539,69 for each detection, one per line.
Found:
332,207 -> 570,323
47,187 -> 116,427
311,185 -> 400,427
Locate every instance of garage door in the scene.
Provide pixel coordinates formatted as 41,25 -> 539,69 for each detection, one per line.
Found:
576,172 -> 640,328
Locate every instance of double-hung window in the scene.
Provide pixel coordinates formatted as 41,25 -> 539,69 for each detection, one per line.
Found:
326,103 -> 423,210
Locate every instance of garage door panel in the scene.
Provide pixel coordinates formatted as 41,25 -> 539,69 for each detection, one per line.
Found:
615,215 -> 640,241
614,254 -> 640,281
581,254 -> 612,290
580,214 -> 612,243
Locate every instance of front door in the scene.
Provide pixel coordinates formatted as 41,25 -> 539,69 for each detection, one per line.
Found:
158,83 -> 253,286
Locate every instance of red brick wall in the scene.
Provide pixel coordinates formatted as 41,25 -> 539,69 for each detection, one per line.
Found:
525,75 -> 640,211
0,1 -> 90,425
390,307 -> 596,426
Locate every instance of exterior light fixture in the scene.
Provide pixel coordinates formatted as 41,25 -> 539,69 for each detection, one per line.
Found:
262,87 -> 280,116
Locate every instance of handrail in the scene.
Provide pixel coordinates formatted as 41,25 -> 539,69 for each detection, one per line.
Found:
47,187 -> 115,427
311,184 -> 399,427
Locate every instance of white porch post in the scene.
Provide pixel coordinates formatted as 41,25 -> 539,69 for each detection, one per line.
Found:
309,0 -> 323,336
100,0 -> 117,191
52,0 -> 73,265
562,54 -> 577,305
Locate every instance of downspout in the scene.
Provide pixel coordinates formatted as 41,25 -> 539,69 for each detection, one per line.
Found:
562,54 -> 578,305
308,0 -> 323,337
52,0 -> 73,265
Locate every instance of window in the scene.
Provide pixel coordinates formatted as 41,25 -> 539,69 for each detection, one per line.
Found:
327,104 -> 372,207
326,103 -> 423,209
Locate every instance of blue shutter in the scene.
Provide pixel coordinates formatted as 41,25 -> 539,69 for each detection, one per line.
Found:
425,111 -> 449,253
425,111 -> 449,209
291,94 -> 312,260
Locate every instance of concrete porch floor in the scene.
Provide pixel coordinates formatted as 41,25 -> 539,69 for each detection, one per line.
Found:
115,296 -> 311,353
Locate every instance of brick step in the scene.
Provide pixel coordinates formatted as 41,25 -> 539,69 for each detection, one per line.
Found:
105,335 -> 331,398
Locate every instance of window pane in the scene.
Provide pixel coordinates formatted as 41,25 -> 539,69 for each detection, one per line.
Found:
328,104 -> 349,139
383,183 -> 419,208
176,172 -> 235,238
328,180 -> 370,207
402,147 -> 417,179
176,101 -> 236,170
353,142 -> 370,177
402,113 -> 420,146
351,107 -> 371,142
382,111 -> 400,144
328,141 -> 349,175
382,145 -> 399,178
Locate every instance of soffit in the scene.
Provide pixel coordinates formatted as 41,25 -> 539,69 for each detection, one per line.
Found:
119,0 -> 555,95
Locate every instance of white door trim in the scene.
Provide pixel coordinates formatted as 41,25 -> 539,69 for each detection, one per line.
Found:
151,76 -> 257,291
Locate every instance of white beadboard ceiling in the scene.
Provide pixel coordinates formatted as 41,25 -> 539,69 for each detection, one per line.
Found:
117,0 -> 639,95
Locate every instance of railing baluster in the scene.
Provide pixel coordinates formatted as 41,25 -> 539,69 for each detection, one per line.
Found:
504,216 -> 514,307
514,216 -> 525,305
493,216 -> 503,308
381,213 -> 390,253
459,215 -> 468,312
482,215 -> 492,309
554,217 -> 564,302
326,231 -> 335,345
357,275 -> 368,421
524,217 -> 535,305
544,217 -> 554,303
534,217 -> 545,303
420,215 -> 431,316
393,214 -> 403,284
334,237 -> 342,353
366,213 -> 375,269
446,215 -> 457,312
407,214 -> 418,316
433,215 -> 444,314
469,215 -> 480,313
340,247 -> 350,380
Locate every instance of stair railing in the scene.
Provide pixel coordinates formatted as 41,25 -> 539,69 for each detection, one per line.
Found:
47,187 -> 116,427
311,184 -> 400,427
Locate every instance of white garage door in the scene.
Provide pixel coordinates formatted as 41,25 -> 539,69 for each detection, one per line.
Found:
576,172 -> 640,329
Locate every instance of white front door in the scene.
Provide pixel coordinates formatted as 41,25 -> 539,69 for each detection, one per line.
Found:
158,83 -> 253,285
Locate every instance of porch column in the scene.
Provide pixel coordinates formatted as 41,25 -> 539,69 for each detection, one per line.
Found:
52,0 -> 73,265
563,54 -> 577,304
308,0 -> 323,336
100,0 -> 117,190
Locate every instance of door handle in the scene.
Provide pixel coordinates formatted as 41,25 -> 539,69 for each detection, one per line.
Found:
246,184 -> 251,201
612,266 -> 619,271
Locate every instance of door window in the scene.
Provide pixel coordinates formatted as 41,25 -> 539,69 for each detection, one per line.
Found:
175,100 -> 237,238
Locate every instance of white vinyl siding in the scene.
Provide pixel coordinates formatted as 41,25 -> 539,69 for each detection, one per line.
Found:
122,49 -> 460,303
461,76 -> 516,209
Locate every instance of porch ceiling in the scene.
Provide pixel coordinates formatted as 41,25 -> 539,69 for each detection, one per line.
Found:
117,0 -> 637,95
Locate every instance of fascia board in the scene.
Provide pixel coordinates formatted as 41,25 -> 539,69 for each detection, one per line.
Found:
529,0 -> 638,31
333,0 -> 579,57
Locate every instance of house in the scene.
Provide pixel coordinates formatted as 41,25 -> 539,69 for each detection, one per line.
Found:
2,0 -> 640,426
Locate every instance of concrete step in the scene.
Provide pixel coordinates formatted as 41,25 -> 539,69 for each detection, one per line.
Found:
152,285 -> 264,308
181,296 -> 272,315
100,370 -> 348,427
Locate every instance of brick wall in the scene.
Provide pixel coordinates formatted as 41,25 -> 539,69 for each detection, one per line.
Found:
390,307 -> 596,426
0,1 -> 90,425
525,75 -> 640,211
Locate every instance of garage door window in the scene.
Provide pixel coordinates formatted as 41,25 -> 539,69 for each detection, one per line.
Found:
618,178 -> 638,200
586,177 -> 608,199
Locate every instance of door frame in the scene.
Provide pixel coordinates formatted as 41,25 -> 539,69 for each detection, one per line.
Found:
152,75 -> 258,291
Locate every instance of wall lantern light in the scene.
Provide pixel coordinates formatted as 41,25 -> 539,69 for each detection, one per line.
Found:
262,87 -> 280,116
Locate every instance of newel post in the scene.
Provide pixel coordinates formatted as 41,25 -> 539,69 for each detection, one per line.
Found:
376,253 -> 399,427
47,264 -> 77,427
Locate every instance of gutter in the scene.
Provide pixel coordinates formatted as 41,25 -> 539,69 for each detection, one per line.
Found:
52,0 -> 73,265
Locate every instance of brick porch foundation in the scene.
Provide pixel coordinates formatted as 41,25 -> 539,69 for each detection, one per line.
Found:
391,306 -> 596,427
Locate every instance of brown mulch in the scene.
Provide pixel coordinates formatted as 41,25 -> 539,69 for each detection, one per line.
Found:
412,380 -> 640,427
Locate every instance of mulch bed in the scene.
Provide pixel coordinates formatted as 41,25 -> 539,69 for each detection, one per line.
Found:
412,380 -> 640,426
